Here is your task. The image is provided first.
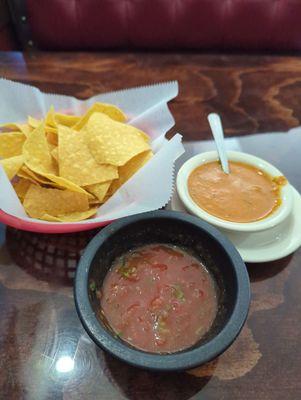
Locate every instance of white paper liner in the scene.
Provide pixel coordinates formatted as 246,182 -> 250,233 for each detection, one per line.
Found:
0,79 -> 184,224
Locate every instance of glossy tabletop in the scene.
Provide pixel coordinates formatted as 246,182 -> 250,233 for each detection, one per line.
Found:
1,52 -> 301,400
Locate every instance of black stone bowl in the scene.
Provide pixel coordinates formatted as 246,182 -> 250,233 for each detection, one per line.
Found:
74,211 -> 250,371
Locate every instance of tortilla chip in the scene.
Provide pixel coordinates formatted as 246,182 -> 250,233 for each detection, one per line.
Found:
20,168 -> 92,199
48,142 -> 56,153
46,107 -> 79,128
137,130 -> 152,143
85,113 -> 150,166
18,166 -> 51,185
44,173 -> 94,198
0,155 -> 24,180
21,124 -> 33,137
45,106 -> 56,128
41,207 -> 98,222
58,125 -> 118,186
0,132 -> 26,158
51,147 -> 58,162
13,178 -> 31,200
0,122 -> 32,136
28,116 -> 41,129
84,181 -> 111,202
23,122 -> 57,175
23,185 -> 89,219
18,165 -> 94,198
1,102 -> 152,223
102,194 -> 111,203
46,131 -> 58,146
54,113 -> 80,127
17,169 -> 40,185
119,150 -> 153,184
46,126 -> 58,135
88,198 -> 101,205
74,102 -> 127,130
109,150 -> 153,194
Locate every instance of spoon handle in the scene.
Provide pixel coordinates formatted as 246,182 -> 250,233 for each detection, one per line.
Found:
207,113 -> 230,174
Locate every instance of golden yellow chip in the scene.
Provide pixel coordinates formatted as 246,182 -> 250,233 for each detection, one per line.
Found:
58,125 -> 118,186
45,106 -> 56,128
28,116 -> 41,129
41,207 -> 98,222
19,165 -> 93,200
0,122 -> 32,136
0,155 -> 24,180
19,165 -> 94,198
102,194 -> 111,203
18,165 -> 93,198
46,125 -> 58,134
110,150 -> 153,194
3,102 -> 153,223
51,147 -> 58,162
85,181 -> 111,202
46,131 -> 58,146
138,130 -> 152,143
18,165 -> 52,185
54,113 -> 80,127
48,142 -> 56,153
17,168 -> 40,185
85,113 -> 150,166
89,198 -> 101,205
44,173 -> 95,198
13,178 -> 31,200
0,132 -> 26,158
74,102 -> 127,130
23,122 -> 57,175
46,123 -> 57,131
45,107 -> 81,129
23,185 -> 89,219
119,150 -> 153,184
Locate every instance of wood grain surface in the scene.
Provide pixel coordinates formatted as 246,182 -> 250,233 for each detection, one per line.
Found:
0,51 -> 301,400
1,52 -> 301,138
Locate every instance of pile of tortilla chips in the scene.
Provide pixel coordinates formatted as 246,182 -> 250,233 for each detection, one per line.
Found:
0,103 -> 153,222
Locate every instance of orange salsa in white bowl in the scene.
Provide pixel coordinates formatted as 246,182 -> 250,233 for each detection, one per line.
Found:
177,151 -> 293,232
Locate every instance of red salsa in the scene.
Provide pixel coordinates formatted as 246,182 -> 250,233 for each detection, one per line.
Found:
100,244 -> 218,353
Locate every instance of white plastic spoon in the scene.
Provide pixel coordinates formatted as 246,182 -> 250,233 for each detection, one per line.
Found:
207,113 -> 230,174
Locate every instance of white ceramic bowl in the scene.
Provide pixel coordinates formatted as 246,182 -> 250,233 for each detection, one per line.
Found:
176,151 -> 293,233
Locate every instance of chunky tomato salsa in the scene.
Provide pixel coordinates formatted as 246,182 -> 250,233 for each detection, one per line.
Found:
100,244 -> 218,353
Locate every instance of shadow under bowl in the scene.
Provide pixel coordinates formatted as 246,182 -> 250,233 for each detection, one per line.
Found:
74,210 -> 250,371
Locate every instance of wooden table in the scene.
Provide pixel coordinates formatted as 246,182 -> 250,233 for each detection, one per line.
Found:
0,51 -> 301,400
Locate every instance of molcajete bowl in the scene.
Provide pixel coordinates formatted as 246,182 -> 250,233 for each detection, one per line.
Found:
74,210 -> 250,371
